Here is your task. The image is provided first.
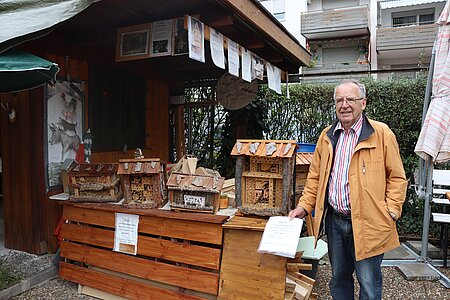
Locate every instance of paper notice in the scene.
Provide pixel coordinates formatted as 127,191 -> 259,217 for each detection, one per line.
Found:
228,38 -> 239,76
210,29 -> 225,69
257,216 -> 303,258
267,63 -> 282,94
241,48 -> 252,82
188,16 -> 205,62
113,213 -> 139,255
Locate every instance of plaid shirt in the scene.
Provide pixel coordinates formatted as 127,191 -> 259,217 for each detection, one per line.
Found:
328,115 -> 364,214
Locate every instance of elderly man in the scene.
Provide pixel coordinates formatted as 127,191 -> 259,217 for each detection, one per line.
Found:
289,81 -> 407,300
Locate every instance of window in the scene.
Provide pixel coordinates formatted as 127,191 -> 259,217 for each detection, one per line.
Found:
392,9 -> 434,27
259,0 -> 285,21
88,64 -> 146,152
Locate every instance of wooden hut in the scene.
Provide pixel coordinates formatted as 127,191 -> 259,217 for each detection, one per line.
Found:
231,139 -> 297,216
117,158 -> 167,208
167,172 -> 225,213
68,163 -> 122,203
0,0 -> 310,291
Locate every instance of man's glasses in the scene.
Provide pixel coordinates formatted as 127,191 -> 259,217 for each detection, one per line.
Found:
335,97 -> 364,106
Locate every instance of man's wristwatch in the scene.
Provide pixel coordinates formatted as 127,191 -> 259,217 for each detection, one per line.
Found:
389,211 -> 397,221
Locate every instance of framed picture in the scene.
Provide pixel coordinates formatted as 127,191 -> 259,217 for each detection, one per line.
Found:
115,23 -> 152,62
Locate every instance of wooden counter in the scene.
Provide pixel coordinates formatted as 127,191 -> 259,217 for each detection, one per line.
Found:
59,202 -> 228,299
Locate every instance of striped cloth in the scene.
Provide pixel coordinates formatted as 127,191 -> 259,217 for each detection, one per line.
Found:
415,0 -> 450,163
328,116 -> 363,214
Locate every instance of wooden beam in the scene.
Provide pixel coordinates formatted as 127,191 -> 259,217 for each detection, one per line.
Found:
219,0 -> 310,67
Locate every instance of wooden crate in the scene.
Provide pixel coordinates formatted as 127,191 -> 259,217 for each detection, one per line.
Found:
231,140 -> 297,216
117,158 -> 167,208
167,172 -> 225,214
68,163 -> 122,203
295,152 -> 314,197
59,203 -> 227,300
219,216 -> 287,299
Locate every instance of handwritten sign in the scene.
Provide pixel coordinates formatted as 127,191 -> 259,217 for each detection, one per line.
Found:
113,213 -> 139,255
184,194 -> 206,207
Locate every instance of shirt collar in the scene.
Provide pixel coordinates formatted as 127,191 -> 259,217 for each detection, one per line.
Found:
333,115 -> 364,135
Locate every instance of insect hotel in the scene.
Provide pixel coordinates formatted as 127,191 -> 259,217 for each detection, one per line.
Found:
231,140 -> 297,216
167,172 -> 225,213
295,151 -> 315,198
67,163 -> 122,203
117,158 -> 167,208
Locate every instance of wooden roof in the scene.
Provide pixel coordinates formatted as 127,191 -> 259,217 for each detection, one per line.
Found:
68,163 -> 118,176
230,139 -> 297,158
117,159 -> 163,175
167,172 -> 225,194
296,152 -> 314,166
22,0 -> 309,80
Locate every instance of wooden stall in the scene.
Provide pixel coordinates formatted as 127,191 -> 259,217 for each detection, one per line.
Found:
59,203 -> 227,299
0,0 -> 310,265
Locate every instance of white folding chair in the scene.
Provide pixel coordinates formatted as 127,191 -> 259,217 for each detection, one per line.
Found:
431,169 -> 450,267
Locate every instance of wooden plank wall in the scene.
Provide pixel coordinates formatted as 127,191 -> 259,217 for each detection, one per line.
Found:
90,78 -> 169,163
60,204 -> 225,299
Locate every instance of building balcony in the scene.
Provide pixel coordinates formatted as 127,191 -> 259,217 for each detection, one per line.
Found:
302,61 -> 370,75
301,5 -> 370,40
377,24 -> 438,52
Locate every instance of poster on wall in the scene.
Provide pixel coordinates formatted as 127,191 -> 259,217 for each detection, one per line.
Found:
188,16 -> 205,63
45,80 -> 84,189
173,17 -> 188,55
151,19 -> 173,57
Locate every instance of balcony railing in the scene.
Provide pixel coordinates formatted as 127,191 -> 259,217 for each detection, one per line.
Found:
377,24 -> 438,51
303,61 -> 370,75
301,5 -> 370,39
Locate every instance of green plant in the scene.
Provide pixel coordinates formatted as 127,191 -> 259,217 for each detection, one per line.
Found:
0,264 -> 22,290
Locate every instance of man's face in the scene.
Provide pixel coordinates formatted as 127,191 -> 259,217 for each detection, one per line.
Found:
334,82 -> 366,130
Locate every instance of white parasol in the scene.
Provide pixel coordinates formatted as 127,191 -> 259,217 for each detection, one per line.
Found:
415,0 -> 450,163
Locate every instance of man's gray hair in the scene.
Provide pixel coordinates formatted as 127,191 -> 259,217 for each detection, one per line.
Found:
333,81 -> 366,100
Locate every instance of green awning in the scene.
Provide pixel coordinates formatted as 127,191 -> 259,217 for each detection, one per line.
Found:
0,50 -> 59,93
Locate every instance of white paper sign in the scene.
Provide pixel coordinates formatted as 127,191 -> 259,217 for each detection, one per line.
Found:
267,63 -> 282,94
184,194 -> 206,207
188,16 -> 205,63
257,216 -> 303,258
210,29 -> 225,69
114,213 -> 139,255
228,38 -> 240,77
241,48 -> 252,82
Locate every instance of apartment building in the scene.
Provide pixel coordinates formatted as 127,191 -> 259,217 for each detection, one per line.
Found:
377,0 -> 445,74
260,0 -> 446,81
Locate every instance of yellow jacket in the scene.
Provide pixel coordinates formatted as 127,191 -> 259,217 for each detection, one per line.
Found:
299,116 -> 407,261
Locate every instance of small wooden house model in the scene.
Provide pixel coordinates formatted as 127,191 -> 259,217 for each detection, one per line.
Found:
68,163 -> 122,203
231,140 -> 297,216
167,172 -> 225,213
295,152 -> 314,197
117,158 -> 167,208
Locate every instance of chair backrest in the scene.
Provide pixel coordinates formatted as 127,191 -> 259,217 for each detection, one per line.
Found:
432,169 -> 450,204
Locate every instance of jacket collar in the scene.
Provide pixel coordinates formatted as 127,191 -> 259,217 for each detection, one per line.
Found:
326,114 -> 374,148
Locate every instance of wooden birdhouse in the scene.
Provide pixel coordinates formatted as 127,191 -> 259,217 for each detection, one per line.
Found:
295,152 -> 314,197
117,158 -> 167,208
167,172 -> 225,214
68,163 -> 122,203
231,140 -> 297,216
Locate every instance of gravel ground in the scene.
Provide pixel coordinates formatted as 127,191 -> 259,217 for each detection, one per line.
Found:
2,250 -> 450,299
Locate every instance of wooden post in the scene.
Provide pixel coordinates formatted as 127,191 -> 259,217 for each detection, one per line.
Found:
235,156 -> 244,207
282,158 -> 293,214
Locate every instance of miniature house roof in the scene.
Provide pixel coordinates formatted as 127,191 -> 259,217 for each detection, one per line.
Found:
167,173 -> 225,194
68,163 -> 118,176
230,140 -> 298,158
117,158 -> 163,175
296,152 -> 314,166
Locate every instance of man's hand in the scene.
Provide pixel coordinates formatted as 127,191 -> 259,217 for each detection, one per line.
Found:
288,206 -> 307,220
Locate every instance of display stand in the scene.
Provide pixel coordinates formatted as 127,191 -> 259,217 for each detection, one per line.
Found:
59,202 -> 227,299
